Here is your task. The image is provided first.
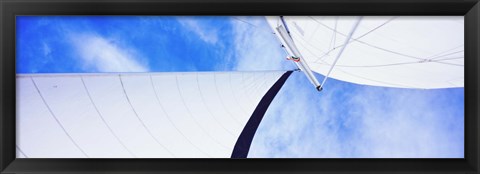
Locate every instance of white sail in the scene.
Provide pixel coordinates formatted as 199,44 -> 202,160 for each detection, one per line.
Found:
16,71 -> 285,158
266,16 -> 464,89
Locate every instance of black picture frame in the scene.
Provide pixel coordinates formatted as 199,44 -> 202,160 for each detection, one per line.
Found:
1,0 -> 479,173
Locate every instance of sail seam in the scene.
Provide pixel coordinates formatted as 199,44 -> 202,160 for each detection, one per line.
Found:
30,77 -> 89,157
228,72 -> 250,116
175,74 -> 230,151
213,72 -> 243,125
118,75 -> 175,157
80,76 -> 136,157
150,75 -> 209,157
194,73 -> 237,137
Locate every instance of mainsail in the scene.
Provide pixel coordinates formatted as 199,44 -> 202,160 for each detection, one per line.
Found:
16,71 -> 289,158
266,16 -> 464,89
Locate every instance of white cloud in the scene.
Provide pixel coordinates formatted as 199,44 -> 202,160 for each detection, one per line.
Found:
249,72 -> 464,158
345,87 -> 464,158
178,17 -> 219,44
69,33 -> 149,73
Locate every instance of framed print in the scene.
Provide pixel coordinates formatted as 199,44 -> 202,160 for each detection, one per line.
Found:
1,0 -> 479,173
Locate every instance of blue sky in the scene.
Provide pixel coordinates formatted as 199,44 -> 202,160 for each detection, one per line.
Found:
16,16 -> 464,158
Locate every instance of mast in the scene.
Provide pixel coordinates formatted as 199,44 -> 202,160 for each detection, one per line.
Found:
277,16 -> 323,91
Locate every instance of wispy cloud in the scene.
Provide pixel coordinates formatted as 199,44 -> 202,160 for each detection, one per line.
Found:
229,17 -> 295,71
249,72 -> 464,158
69,33 -> 149,73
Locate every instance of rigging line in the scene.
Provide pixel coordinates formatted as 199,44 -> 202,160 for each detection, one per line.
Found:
290,30 -> 460,72
433,61 -> 463,66
446,80 -> 459,87
351,41 -> 423,60
213,72 -> 244,125
353,16 -> 397,41
232,17 -> 257,27
149,75 -> 209,156
314,58 -> 418,88
340,68 -> 416,88
232,17 -> 278,36
30,77 -> 89,157
333,17 -> 338,49
308,16 -> 425,62
174,74 -> 230,151
118,75 -> 175,157
280,23 -> 327,56
327,16 -> 339,52
320,16 -> 363,89
311,16 -> 399,62
307,18 -> 321,43
429,50 -> 464,60
434,56 -> 464,61
16,145 -> 28,158
290,32 -> 330,59
427,44 -> 464,59
195,73 -> 236,137
311,57 -> 464,68
80,77 -> 136,157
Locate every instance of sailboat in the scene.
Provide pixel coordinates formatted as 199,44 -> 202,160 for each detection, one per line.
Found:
16,16 -> 463,158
